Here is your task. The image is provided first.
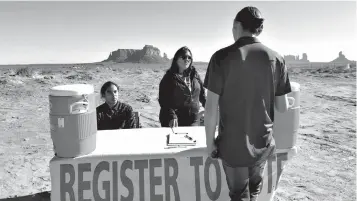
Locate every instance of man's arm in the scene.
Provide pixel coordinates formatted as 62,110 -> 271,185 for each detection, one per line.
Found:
275,58 -> 292,113
203,53 -> 224,155
204,90 -> 219,153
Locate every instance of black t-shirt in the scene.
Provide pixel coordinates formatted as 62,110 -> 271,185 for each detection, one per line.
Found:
203,36 -> 292,167
96,101 -> 136,130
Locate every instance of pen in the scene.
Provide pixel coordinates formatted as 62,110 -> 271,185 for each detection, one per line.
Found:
171,126 -> 175,135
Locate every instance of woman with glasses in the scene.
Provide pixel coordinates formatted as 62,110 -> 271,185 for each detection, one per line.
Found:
158,46 -> 206,128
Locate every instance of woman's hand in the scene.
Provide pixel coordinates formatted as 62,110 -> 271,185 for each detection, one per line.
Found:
198,110 -> 205,126
169,118 -> 178,127
198,109 -> 205,118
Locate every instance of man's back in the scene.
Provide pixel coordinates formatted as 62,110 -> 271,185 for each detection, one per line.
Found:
204,36 -> 291,167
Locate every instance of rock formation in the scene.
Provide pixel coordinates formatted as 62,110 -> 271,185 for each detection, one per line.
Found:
301,53 -> 309,62
331,51 -> 352,63
103,45 -> 170,64
284,53 -> 309,62
283,55 -> 298,62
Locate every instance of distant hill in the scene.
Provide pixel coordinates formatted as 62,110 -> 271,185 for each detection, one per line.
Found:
103,45 -> 170,64
330,51 -> 354,64
285,51 -> 356,68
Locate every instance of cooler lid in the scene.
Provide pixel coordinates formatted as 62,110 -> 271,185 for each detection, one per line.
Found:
50,84 -> 94,96
290,82 -> 300,92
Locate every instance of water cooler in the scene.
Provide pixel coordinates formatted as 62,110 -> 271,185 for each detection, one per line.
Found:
273,82 -> 301,149
49,84 -> 97,157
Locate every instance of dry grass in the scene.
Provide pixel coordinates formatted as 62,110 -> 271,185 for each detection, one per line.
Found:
15,67 -> 35,77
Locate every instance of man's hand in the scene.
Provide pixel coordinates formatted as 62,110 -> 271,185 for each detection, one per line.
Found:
169,118 -> 178,127
205,90 -> 220,159
206,141 -> 218,158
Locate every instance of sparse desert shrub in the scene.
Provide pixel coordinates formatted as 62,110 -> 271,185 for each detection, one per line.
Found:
65,73 -> 93,81
8,69 -> 16,76
111,67 -> 122,72
35,78 -> 49,85
25,89 -> 34,96
0,79 -> 8,85
72,65 -> 83,69
15,67 -> 34,77
66,74 -> 79,80
322,74 -> 339,78
44,75 -> 54,80
136,94 -> 150,103
40,69 -> 54,75
115,67 -> 123,72
134,69 -> 143,74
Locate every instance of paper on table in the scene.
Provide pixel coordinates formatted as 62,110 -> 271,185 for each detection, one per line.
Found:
167,133 -> 196,146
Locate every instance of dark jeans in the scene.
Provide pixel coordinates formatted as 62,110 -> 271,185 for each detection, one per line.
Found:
222,160 -> 267,201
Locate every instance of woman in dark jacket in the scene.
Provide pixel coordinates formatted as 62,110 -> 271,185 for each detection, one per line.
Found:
158,46 -> 206,127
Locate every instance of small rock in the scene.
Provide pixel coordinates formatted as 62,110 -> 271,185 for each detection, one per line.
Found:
39,176 -> 50,181
43,75 -> 54,80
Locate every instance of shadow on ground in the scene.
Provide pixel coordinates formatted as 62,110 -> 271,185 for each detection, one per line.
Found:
0,192 -> 51,201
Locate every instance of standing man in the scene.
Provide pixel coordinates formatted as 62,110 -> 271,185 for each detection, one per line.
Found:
203,6 -> 292,201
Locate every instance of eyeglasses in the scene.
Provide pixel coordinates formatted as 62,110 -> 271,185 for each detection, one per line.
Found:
181,55 -> 192,60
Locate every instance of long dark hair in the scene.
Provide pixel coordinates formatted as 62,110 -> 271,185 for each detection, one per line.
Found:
234,6 -> 264,36
167,46 -> 193,74
100,81 -> 120,98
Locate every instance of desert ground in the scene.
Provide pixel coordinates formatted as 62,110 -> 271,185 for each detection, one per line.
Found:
0,62 -> 355,201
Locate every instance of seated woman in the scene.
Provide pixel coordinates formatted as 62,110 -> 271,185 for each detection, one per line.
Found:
158,46 -> 206,127
96,81 -> 136,130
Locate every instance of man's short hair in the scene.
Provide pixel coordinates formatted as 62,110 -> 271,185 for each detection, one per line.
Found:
235,6 -> 264,35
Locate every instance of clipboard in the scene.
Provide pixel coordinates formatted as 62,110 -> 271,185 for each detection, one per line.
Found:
166,132 -> 197,146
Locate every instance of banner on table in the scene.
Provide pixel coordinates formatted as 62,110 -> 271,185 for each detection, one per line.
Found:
50,150 -> 296,201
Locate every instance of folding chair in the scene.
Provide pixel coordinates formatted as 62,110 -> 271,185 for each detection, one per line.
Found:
133,111 -> 142,128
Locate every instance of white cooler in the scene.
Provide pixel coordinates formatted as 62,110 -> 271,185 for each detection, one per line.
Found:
49,84 -> 97,158
273,82 -> 300,149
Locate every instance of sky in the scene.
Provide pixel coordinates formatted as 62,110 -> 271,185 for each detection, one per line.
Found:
0,1 -> 355,65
